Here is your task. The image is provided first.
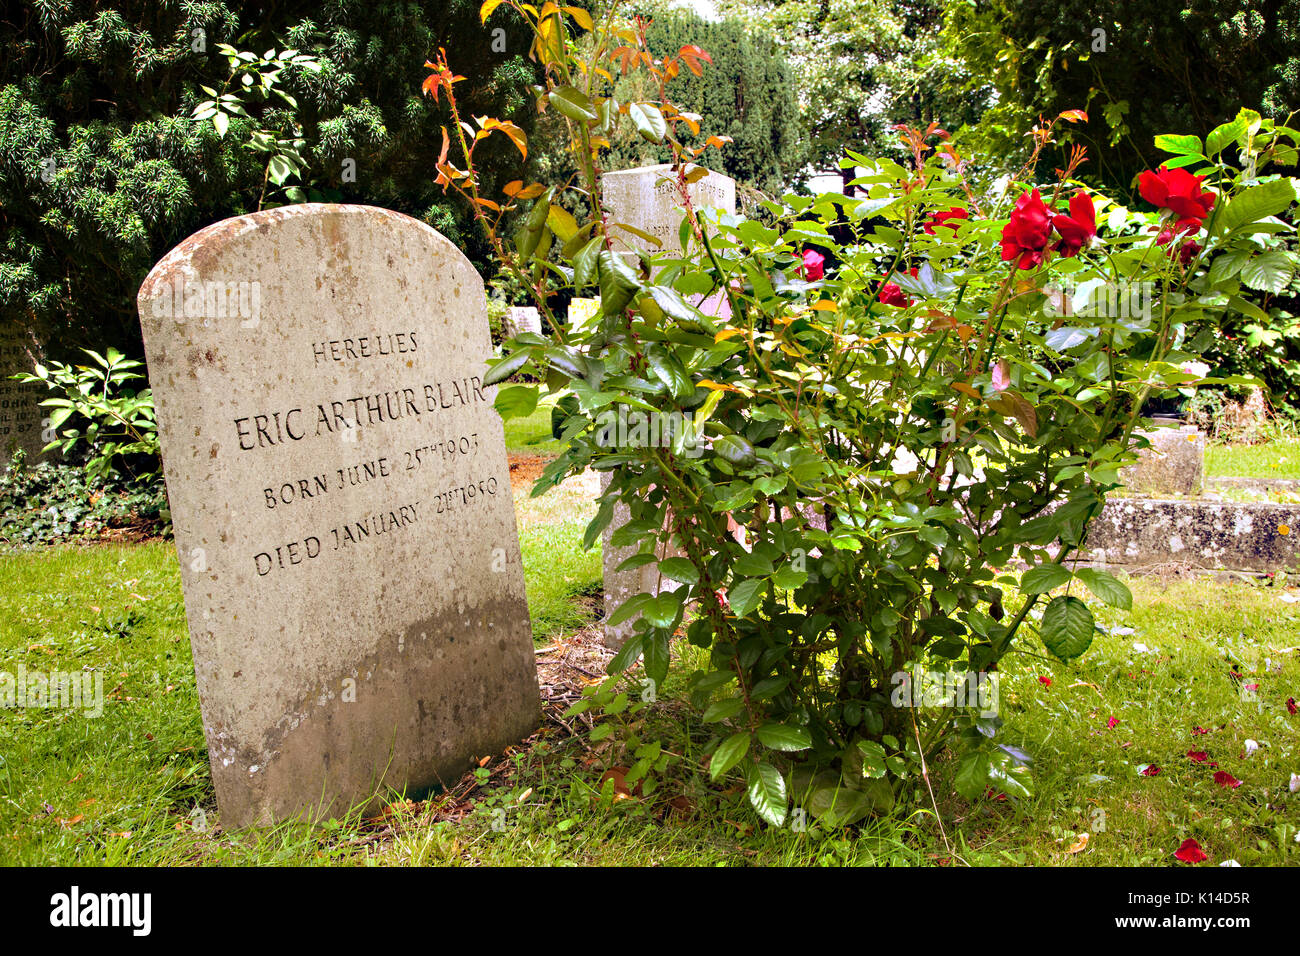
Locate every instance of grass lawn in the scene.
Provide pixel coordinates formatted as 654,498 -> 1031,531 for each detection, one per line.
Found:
502,395 -> 564,458
1205,438 -> 1300,479
1,476 -> 1297,866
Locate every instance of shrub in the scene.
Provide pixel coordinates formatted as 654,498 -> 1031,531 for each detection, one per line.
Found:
438,4 -> 1295,826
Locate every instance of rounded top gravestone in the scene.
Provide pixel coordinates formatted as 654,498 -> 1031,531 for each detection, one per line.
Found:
138,204 -> 539,826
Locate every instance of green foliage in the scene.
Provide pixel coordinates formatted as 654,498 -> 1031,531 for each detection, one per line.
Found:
16,348 -> 158,481
0,0 -> 543,354
0,450 -> 168,548
454,3 -> 1297,824
719,0 -> 981,172
945,0 -> 1300,189
606,9 -> 808,195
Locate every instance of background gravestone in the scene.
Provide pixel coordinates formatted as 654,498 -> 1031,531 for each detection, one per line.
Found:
1120,426 -> 1205,497
505,306 -> 542,338
138,204 -> 539,826
597,165 -> 736,646
0,326 -> 52,461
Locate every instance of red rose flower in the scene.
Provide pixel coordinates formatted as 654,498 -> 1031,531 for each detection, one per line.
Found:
878,283 -> 911,307
1000,189 -> 1053,270
1213,770 -> 1242,789
1174,838 -> 1208,864
1051,190 -> 1097,257
1139,165 -> 1216,231
798,249 -> 825,281
925,206 -> 968,236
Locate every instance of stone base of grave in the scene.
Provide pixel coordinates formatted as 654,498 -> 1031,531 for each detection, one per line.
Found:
1208,476 -> 1300,496
1119,426 -> 1205,496
1085,497 -> 1300,572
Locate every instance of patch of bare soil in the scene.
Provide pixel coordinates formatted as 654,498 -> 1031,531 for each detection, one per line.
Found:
508,453 -> 554,491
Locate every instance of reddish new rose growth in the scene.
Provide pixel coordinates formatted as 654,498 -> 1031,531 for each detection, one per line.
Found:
1139,165 -> 1216,233
421,50 -> 465,104
1174,838 -> 1208,864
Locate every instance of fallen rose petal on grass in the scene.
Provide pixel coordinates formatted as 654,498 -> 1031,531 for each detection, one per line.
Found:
1213,771 -> 1242,789
1175,838 -> 1209,864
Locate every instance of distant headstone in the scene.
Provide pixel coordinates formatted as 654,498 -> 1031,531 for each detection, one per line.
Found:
1121,426 -> 1205,497
601,163 -> 735,258
138,204 -> 539,826
597,165 -> 736,646
568,297 -> 600,333
0,327 -> 51,461
505,306 -> 542,338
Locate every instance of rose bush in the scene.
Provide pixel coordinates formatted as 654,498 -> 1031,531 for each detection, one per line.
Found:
432,3 -> 1299,825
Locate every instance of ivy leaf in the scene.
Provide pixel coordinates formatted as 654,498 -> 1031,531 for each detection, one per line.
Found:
1075,567 -> 1133,609
1041,595 -> 1095,660
856,739 -> 888,778
745,761 -> 787,826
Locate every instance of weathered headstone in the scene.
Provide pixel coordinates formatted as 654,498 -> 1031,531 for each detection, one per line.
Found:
505,306 -> 542,338
602,163 -> 736,258
1121,426 -> 1205,497
598,165 -> 736,646
0,327 -> 52,461
568,297 -> 600,333
138,204 -> 539,826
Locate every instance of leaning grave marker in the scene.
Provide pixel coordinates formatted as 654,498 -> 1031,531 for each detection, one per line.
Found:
597,165 -> 736,646
0,325 -> 52,460
138,204 -> 539,827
